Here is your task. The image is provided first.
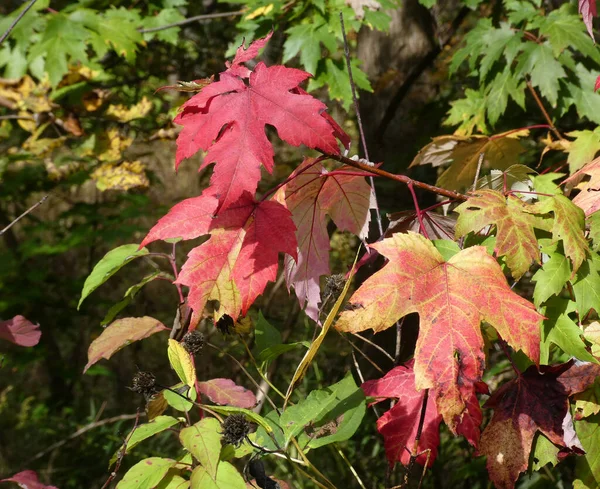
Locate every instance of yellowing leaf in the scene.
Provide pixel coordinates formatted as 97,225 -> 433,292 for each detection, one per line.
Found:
455,190 -> 541,279
564,156 -> 600,217
245,4 -> 274,20
168,339 -> 196,389
85,317 -> 169,372
106,96 -> 153,122
82,89 -> 109,112
336,232 -> 542,430
0,75 -> 53,114
410,131 -> 527,191
98,128 -> 133,162
91,160 -> 149,192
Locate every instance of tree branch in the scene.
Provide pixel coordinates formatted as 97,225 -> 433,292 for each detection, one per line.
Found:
0,0 -> 38,46
320,151 -> 467,202
0,195 -> 48,236
138,11 -> 245,34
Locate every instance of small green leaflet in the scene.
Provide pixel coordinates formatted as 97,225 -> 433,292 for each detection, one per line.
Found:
566,128 -> 600,172
109,416 -> 181,467
516,42 -> 565,108
572,254 -> 600,316
574,414 -> 600,489
164,383 -> 197,412
531,433 -> 559,471
532,249 -> 570,307
189,462 -> 246,489
116,457 -> 176,489
540,298 -> 597,364
79,244 -> 148,309
253,313 -> 308,370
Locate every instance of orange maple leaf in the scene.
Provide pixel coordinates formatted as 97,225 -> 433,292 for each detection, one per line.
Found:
336,232 -> 543,430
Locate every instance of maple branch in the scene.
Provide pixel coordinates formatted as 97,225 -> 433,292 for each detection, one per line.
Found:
407,182 -> 429,239
340,12 -> 383,237
320,151 -> 467,201
526,81 -> 562,140
0,0 -> 38,46
0,194 -> 48,236
138,10 -> 245,33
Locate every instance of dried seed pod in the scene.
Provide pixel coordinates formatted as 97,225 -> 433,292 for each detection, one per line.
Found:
323,274 -> 345,300
182,330 -> 204,355
131,371 -> 158,399
221,413 -> 251,447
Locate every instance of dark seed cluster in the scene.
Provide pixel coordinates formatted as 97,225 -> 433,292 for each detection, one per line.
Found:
216,314 -> 234,335
324,274 -> 345,299
131,371 -> 158,399
182,330 -> 204,355
221,413 -> 251,447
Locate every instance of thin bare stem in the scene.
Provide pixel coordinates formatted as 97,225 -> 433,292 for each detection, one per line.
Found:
526,81 -> 562,140
138,10 -> 245,33
404,389 -> 429,486
498,336 -> 520,376
1,195 -> 48,236
321,150 -> 467,202
472,153 -> 484,192
170,242 -> 185,304
339,12 -> 383,237
0,0 -> 38,46
352,332 -> 395,362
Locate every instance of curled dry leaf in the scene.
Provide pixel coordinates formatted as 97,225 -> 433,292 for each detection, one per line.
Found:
0,315 -> 41,347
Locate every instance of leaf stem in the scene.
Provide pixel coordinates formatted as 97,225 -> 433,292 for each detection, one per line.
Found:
405,389 -> 430,485
526,81 -> 562,140
498,336 -> 520,375
137,10 -> 245,34
408,182 -> 430,239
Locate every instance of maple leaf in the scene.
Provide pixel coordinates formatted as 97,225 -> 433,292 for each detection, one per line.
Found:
385,210 -> 456,240
173,35 -> 346,212
274,158 -> 374,321
142,191 -> 297,321
528,194 -> 589,276
409,131 -> 527,191
454,190 -> 541,279
336,232 -> 542,430
564,156 -> 600,217
363,360 -> 486,468
480,361 -> 600,489
362,360 -> 443,467
0,471 -> 59,489
579,0 -> 597,40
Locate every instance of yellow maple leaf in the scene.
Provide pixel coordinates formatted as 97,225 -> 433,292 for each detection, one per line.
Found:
106,97 -> 153,122
91,160 -> 149,191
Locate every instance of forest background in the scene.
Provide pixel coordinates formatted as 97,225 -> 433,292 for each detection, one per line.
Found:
3,0 -> 600,488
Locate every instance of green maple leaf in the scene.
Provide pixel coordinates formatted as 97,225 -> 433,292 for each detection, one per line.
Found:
536,4 -> 600,64
572,254 -> 600,316
566,128 -> 600,173
283,18 -> 336,76
486,67 -> 526,125
588,211 -> 600,252
566,65 -> 600,126
574,414 -> 600,489
455,189 -> 541,279
516,42 -> 565,108
532,247 -> 570,307
529,194 -> 588,276
530,172 -> 564,196
27,13 -> 90,86
540,297 -> 597,364
444,88 -> 488,135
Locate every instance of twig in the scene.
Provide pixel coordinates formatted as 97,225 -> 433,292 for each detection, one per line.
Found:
352,332 -> 395,362
100,411 -> 142,489
376,7 -> 470,140
472,152 -> 484,192
526,81 -> 562,140
0,0 -> 38,46
138,11 -> 245,34
0,195 -> 48,236
321,150 -> 467,201
25,413 -> 139,465
339,12 -> 383,237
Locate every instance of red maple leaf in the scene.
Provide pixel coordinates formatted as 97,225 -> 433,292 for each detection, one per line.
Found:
173,35 -> 346,212
336,232 -> 543,431
480,361 -> 600,489
141,191 -> 297,321
362,360 -> 443,467
274,158 -> 374,321
363,360 -> 486,468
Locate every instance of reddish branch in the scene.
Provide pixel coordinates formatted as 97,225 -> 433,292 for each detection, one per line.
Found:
321,151 -> 468,202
